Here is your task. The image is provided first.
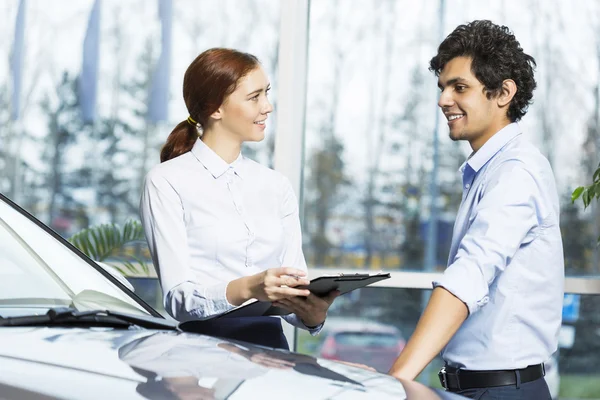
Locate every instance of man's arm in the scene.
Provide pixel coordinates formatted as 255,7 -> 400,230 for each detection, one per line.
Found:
388,287 -> 467,380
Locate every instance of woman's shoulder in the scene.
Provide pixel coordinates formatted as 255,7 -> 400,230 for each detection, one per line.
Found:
145,152 -> 197,183
242,157 -> 290,187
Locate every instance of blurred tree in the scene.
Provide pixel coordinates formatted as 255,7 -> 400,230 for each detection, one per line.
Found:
303,0 -> 355,266
91,14 -> 156,224
39,71 -> 90,235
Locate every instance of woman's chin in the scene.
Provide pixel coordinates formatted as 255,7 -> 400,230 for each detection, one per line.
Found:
245,131 -> 265,142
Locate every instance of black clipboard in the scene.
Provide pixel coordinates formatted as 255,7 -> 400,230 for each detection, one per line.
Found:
298,272 -> 391,297
198,272 -> 391,320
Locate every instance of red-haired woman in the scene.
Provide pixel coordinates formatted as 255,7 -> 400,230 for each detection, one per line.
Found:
140,48 -> 338,349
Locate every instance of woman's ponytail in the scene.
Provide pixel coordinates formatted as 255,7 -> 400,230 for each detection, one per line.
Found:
160,121 -> 198,162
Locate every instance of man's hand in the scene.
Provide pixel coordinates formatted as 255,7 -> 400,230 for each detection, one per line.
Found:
388,287 -> 468,381
273,290 -> 340,328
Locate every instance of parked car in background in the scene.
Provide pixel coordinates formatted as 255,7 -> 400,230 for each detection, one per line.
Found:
0,193 -> 466,400
318,317 -> 406,373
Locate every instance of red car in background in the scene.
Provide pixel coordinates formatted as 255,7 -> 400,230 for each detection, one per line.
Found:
319,317 -> 406,373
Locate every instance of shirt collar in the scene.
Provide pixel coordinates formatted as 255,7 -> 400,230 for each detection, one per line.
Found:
190,139 -> 246,179
463,122 -> 522,173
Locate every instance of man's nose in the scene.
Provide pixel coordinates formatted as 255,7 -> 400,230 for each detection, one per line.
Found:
438,89 -> 454,109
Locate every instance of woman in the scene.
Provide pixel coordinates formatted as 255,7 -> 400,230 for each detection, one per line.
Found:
140,48 -> 338,349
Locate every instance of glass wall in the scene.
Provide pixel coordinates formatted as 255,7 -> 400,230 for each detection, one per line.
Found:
3,2 -> 600,398
1,0 -> 280,238
301,0 -> 600,276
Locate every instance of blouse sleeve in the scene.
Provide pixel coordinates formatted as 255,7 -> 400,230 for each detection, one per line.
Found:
139,170 -> 234,322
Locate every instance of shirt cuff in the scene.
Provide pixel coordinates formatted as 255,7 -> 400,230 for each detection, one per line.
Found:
282,313 -> 324,336
433,264 -> 490,315
166,281 -> 235,322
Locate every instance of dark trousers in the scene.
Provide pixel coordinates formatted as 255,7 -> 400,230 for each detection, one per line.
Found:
179,316 -> 289,350
451,377 -> 552,400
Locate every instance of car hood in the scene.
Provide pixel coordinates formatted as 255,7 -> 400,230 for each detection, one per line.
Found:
0,327 -> 463,400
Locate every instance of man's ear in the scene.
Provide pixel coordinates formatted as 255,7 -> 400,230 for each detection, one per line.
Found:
497,79 -> 517,108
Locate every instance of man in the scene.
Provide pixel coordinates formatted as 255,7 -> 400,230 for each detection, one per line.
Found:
388,20 -> 564,399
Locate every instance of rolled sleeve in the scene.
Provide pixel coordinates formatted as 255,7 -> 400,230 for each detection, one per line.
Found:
434,162 -> 541,315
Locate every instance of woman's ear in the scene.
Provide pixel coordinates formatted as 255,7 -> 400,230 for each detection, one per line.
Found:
210,107 -> 223,121
497,79 -> 517,108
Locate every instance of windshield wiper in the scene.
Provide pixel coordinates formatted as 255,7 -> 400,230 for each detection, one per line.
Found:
0,307 -> 177,330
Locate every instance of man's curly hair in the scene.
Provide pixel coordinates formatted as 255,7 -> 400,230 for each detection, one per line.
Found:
430,20 -> 536,122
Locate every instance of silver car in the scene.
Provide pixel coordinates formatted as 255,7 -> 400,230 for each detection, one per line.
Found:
0,193 -> 466,400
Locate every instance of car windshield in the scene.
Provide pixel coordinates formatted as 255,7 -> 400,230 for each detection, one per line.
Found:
334,332 -> 401,348
0,197 -> 151,318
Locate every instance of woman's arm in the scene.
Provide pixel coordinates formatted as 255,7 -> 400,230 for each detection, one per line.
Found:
140,171 -> 310,322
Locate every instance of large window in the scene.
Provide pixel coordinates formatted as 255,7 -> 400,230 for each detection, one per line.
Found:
1,0 -> 280,237
4,3 -> 600,396
301,0 -> 600,276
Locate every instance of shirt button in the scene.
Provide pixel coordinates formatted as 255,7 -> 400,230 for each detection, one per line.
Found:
465,183 -> 471,190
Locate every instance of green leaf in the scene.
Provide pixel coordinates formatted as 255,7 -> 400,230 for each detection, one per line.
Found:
594,183 -> 600,200
69,220 -> 152,276
593,166 -> 600,183
583,188 -> 592,209
572,186 -> 585,203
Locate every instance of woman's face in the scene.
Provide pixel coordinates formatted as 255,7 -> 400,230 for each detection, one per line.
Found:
214,66 -> 273,143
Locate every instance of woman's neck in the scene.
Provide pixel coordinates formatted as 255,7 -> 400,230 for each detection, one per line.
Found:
201,129 -> 242,164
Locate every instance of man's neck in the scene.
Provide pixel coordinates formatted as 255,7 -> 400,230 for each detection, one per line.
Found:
469,120 -> 512,152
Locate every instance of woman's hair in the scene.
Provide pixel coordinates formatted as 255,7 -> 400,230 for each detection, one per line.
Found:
160,48 -> 260,162
429,20 -> 536,122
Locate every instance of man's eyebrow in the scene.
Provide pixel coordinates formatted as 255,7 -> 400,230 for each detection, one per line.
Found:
438,77 -> 469,89
247,84 -> 271,97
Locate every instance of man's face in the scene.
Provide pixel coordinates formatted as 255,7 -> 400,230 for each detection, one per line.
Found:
437,56 -> 507,151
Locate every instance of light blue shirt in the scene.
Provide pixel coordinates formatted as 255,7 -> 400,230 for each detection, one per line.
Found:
433,123 -> 564,370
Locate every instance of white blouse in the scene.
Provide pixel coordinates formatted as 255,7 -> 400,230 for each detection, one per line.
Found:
140,139 -> 317,333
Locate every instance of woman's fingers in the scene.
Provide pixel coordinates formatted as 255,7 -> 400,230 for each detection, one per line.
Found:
274,297 -> 308,314
270,287 -> 310,300
278,275 -> 310,288
271,267 -> 306,278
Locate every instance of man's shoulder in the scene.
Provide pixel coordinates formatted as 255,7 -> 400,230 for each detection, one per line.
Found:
489,136 -> 551,176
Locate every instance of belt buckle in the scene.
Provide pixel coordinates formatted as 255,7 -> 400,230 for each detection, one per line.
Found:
438,367 -> 448,389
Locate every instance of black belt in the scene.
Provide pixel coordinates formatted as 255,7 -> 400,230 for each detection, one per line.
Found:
438,364 -> 545,390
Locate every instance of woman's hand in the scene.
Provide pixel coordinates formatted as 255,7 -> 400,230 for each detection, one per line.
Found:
273,290 -> 340,328
228,267 -> 311,306
249,267 -> 312,302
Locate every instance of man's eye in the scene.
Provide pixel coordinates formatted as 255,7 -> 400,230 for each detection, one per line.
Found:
456,85 -> 466,92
